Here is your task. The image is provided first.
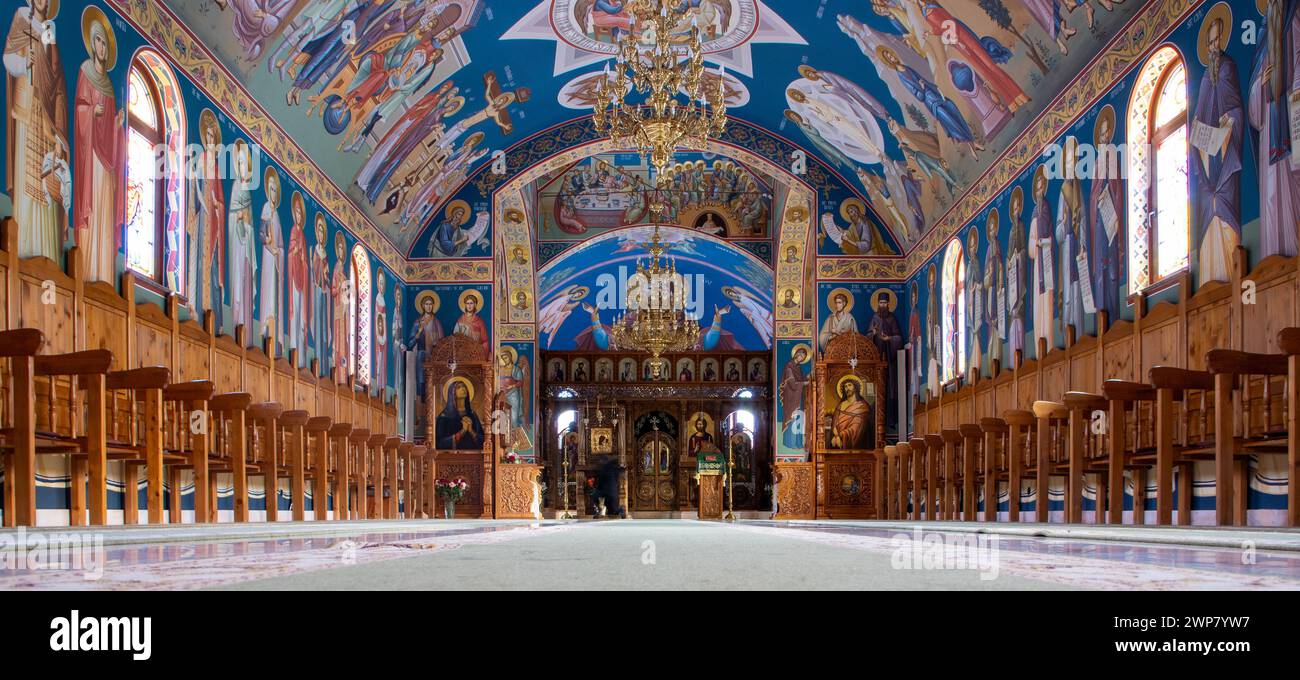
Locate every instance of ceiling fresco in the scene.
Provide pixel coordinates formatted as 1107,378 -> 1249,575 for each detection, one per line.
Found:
172,0 -> 1146,259
536,225 -> 776,351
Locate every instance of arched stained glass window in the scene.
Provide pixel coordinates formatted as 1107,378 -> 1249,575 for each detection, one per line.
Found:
351,245 -> 372,386
124,50 -> 184,290
940,239 -> 966,383
1128,46 -> 1189,292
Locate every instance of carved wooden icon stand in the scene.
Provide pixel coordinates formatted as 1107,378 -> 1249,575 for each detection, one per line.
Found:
812,332 -> 887,519
426,334 -> 494,518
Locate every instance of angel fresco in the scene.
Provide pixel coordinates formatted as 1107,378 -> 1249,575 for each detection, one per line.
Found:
538,286 -> 590,349
721,286 -> 774,350
498,347 -> 530,432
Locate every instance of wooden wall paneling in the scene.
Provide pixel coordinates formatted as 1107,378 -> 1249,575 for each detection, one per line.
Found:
83,283 -> 130,371
1101,324 -> 1135,383
134,301 -> 173,371
212,334 -> 244,394
17,255 -> 77,355
1139,304 -> 1183,378
1240,257 -> 1295,355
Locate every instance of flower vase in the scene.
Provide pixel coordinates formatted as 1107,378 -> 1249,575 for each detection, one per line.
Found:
443,501 -> 456,519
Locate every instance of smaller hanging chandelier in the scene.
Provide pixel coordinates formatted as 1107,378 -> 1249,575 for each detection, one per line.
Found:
609,226 -> 700,377
592,0 -> 728,181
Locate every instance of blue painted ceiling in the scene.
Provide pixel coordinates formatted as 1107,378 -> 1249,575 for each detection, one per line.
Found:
172,0 -> 1146,261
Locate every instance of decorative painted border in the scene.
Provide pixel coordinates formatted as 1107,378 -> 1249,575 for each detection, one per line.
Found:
490,137 -> 821,324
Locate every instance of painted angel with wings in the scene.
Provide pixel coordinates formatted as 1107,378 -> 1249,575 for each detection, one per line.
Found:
538,285 -> 590,348
497,347 -> 531,433
722,286 -> 773,349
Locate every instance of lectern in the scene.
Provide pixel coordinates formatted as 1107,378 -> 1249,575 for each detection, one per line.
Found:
696,446 -> 725,520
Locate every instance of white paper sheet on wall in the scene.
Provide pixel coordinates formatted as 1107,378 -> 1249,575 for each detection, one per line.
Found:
1191,119 -> 1230,157
1290,90 -> 1300,169
1007,258 -> 1020,304
1098,191 -> 1119,244
1077,251 -> 1097,314
997,288 -> 1007,338
1040,239 -> 1054,292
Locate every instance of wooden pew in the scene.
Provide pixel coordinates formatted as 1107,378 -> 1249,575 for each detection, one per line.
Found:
163,381 -> 215,523
34,349 -> 114,526
1100,380 -> 1158,525
923,434 -> 943,520
0,329 -> 43,527
883,445 -> 897,519
1031,401 -> 1068,523
980,417 -> 1008,522
104,366 -> 172,525
305,416 -> 332,521
329,423 -> 353,520
896,441 -> 912,520
248,402 -> 285,522
1148,367 -> 1214,525
350,428 -> 371,519
940,430 -> 961,520
399,442 -> 413,518
1003,410 -> 1035,522
1206,350 -> 1289,526
385,437 -> 401,519
1280,328 -> 1300,527
908,438 -> 927,520
280,410 -> 310,522
210,393 -> 253,523
958,424 -> 981,521
1063,392 -> 1109,524
368,433 -> 387,518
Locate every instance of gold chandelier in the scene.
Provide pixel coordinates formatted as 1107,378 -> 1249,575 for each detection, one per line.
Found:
609,226 -> 700,377
592,0 -> 728,181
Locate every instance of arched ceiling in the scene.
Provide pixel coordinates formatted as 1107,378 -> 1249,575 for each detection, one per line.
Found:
172,0 -> 1147,262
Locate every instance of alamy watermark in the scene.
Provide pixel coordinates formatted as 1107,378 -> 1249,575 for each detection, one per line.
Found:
890,528 -> 1000,581
0,527 -> 106,581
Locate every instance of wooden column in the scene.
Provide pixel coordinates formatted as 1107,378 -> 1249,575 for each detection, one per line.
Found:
86,373 -> 108,526
1035,407 -> 1052,523
145,388 -> 164,524
883,446 -> 896,520
193,409 -> 211,525
924,435 -> 942,520
232,408 -> 248,523
308,418 -> 331,521
386,438 -> 401,519
941,430 -> 959,520
283,411 -> 309,522
909,439 -> 926,520
1213,372 -> 1235,527
1155,386 -> 1175,525
400,443 -> 413,518
330,423 -> 352,520
1108,398 -> 1126,525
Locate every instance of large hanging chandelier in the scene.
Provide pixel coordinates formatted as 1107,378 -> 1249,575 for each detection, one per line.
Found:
592,0 -> 728,182
610,226 -> 700,378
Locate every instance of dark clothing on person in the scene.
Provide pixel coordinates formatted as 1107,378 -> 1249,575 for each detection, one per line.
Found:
592,458 -> 626,518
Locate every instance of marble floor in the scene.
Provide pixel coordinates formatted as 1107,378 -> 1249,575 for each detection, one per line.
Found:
2,520 -> 1299,590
